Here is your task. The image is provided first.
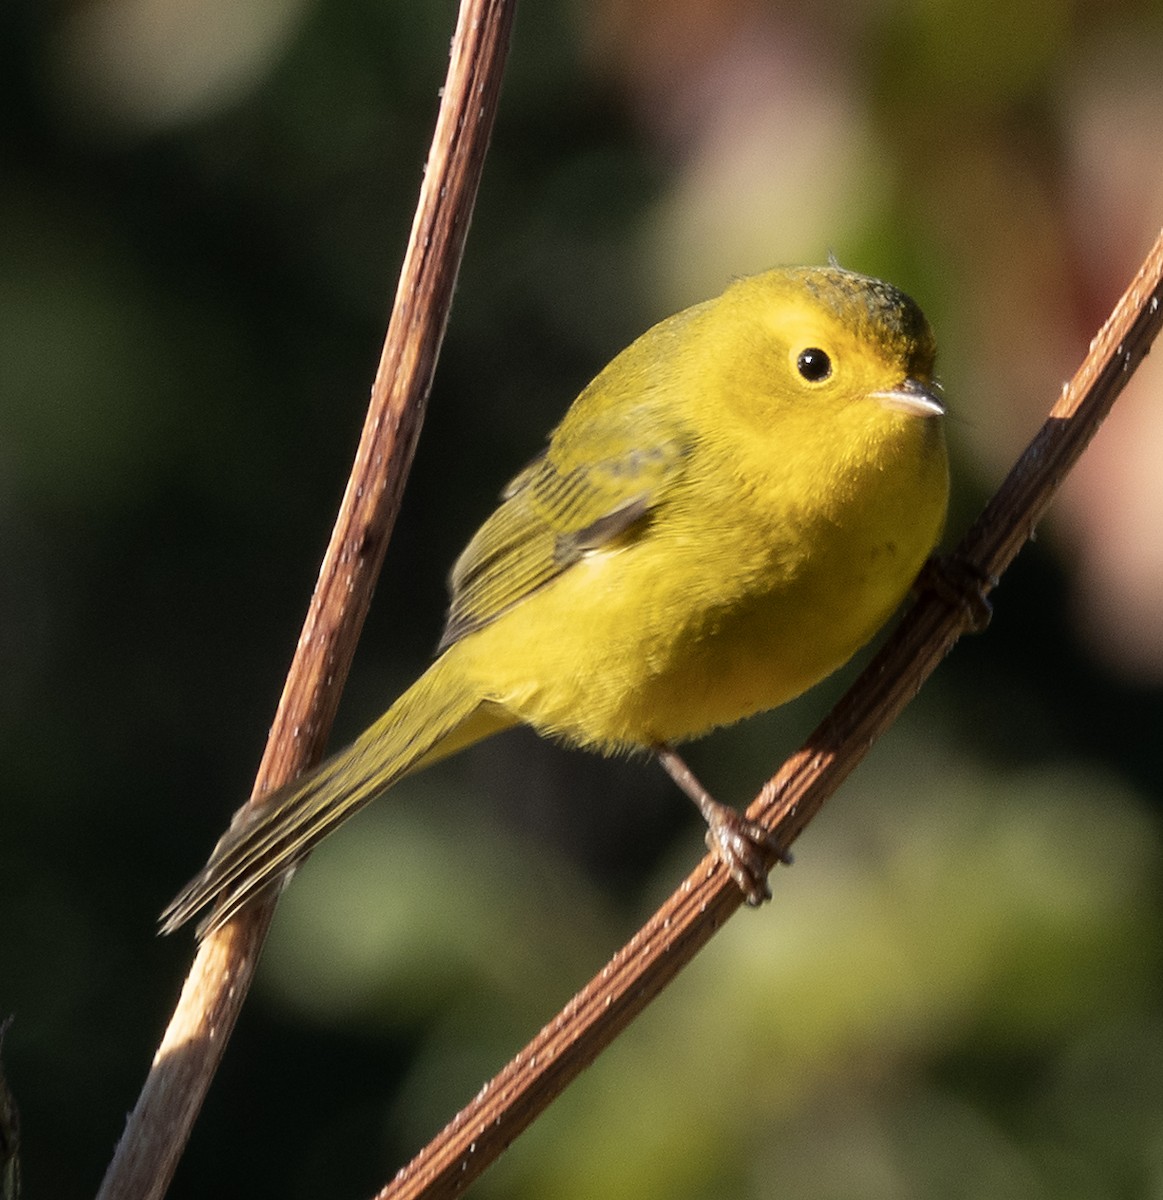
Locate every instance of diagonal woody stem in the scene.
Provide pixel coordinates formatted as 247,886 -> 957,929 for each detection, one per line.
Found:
95,4 -> 517,1199
376,230 -> 1163,1200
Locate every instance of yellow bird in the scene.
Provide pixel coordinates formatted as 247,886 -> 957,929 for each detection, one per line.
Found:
163,265 -> 949,939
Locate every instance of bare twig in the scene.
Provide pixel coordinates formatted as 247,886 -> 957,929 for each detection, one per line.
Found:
377,231 -> 1163,1200
0,1018 -> 19,1200
95,3 -> 516,1199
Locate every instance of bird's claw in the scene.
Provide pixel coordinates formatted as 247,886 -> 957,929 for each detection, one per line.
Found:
916,553 -> 996,633
703,807 -> 790,906
654,743 -> 791,906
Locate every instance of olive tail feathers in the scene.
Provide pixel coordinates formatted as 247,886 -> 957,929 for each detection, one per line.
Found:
160,649 -> 508,939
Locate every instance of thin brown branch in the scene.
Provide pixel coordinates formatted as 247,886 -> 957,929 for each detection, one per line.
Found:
0,1018 -> 19,1200
95,3 -> 516,1199
377,231 -> 1163,1200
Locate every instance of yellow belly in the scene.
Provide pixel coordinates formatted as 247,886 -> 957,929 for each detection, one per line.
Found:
455,417 -> 948,751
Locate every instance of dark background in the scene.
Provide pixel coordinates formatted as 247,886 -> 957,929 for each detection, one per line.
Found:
4,1 -> 1163,1197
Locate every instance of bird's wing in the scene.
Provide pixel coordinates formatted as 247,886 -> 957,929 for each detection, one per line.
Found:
437,410 -> 691,651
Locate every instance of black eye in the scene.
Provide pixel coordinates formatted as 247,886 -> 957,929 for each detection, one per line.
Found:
796,348 -> 832,382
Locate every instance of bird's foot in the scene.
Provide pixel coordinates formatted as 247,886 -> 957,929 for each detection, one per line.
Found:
916,553 -> 996,633
702,803 -> 788,906
655,744 -> 790,906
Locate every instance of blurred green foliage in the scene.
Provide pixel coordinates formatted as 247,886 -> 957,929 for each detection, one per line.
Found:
3,0 -> 1163,1197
